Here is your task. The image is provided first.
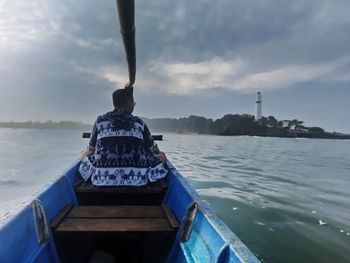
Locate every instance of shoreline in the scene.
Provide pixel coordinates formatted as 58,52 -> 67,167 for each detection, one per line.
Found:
1,125 -> 350,140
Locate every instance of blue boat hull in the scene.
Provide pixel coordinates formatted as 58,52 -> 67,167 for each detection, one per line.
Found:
0,161 -> 260,263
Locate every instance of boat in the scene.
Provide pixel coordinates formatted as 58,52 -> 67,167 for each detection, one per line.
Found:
0,161 -> 260,262
0,1 -> 261,262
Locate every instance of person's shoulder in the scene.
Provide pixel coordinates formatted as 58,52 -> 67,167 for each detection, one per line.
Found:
96,110 -> 113,122
131,115 -> 146,127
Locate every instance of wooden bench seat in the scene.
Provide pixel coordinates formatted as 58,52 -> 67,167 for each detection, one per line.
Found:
51,204 -> 179,262
74,180 -> 168,205
51,204 -> 179,235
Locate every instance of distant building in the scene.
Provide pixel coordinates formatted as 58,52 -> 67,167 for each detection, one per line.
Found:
255,92 -> 262,120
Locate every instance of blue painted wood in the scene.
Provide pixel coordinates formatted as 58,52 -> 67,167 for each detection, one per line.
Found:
0,161 -> 260,263
164,162 -> 260,263
0,162 -> 79,263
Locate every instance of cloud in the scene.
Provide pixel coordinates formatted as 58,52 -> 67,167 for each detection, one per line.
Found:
1,0 -> 350,132
148,58 -> 244,94
145,56 -> 350,94
234,63 -> 334,92
0,1 -> 49,50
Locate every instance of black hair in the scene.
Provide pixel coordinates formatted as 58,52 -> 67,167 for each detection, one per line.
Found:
112,87 -> 134,108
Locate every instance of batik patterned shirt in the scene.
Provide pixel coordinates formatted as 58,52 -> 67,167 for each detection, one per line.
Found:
79,109 -> 167,186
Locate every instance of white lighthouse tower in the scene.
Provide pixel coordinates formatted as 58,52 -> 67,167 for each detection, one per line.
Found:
255,92 -> 262,120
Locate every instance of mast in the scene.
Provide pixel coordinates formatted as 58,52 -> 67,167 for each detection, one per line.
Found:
116,0 -> 136,88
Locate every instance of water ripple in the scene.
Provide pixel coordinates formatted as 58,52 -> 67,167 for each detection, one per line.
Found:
1,131 -> 350,262
162,133 -> 350,263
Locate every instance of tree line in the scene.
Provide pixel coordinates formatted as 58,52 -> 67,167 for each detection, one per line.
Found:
0,120 -> 91,130
143,114 -> 347,138
1,115 -> 349,139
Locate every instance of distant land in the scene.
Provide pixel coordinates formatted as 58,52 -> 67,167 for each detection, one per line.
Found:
143,115 -> 350,139
1,115 -> 350,139
0,120 -> 91,130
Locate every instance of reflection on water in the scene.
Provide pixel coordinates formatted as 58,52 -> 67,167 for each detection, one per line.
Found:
0,129 -> 349,262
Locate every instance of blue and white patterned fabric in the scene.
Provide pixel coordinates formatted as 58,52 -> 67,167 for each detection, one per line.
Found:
79,109 -> 168,186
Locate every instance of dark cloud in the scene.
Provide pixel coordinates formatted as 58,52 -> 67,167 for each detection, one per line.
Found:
1,0 -> 350,132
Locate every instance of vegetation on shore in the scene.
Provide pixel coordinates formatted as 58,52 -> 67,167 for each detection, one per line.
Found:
143,115 -> 350,139
1,115 -> 349,139
0,120 -> 91,130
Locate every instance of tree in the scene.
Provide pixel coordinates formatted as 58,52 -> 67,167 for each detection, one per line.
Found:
267,116 -> 278,128
308,127 -> 325,133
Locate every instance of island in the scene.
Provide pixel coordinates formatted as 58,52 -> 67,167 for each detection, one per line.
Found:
1,115 -> 350,139
143,114 -> 350,139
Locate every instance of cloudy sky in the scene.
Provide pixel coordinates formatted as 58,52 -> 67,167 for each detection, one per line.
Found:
1,0 -> 350,132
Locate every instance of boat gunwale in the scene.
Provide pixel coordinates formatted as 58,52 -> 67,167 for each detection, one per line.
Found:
1,160 -> 260,263
166,162 -> 260,262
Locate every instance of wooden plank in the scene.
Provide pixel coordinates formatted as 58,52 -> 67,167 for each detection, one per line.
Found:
55,218 -> 173,233
82,132 -> 91,138
152,135 -> 163,141
68,206 -> 164,219
161,204 -> 180,229
75,181 -> 167,194
50,204 -> 73,230
82,132 -> 163,140
76,191 -> 165,206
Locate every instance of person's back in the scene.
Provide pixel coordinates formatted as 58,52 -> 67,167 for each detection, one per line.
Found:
79,87 -> 167,186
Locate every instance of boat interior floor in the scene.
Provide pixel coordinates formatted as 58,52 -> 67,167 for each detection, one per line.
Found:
51,181 -> 179,263
52,232 -> 177,263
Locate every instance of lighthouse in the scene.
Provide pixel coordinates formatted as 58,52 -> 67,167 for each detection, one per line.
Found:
255,92 -> 262,120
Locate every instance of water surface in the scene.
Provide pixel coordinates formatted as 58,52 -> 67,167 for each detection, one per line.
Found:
0,128 -> 349,262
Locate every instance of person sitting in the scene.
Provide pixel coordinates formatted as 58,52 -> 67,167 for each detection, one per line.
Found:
79,87 -> 168,186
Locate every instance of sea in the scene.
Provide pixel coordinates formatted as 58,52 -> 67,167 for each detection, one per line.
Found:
0,128 -> 349,263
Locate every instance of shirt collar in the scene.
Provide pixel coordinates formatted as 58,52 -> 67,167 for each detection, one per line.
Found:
114,107 -> 130,115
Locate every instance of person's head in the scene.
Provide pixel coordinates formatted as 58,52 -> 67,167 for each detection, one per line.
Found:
112,87 -> 135,114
